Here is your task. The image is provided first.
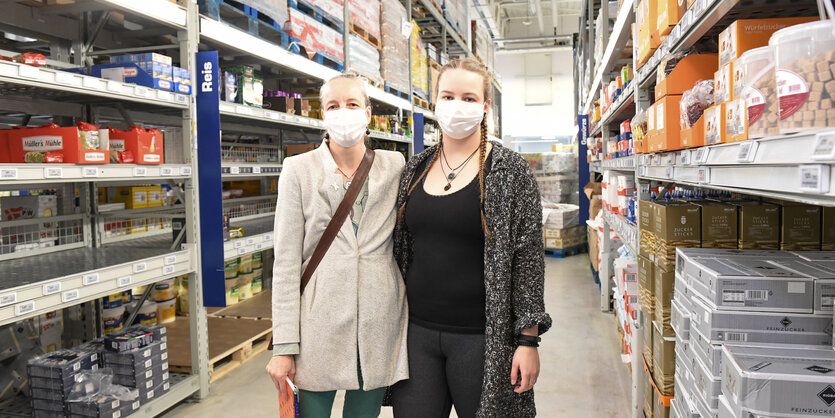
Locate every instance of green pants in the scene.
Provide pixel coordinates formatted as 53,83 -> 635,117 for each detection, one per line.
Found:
298,361 -> 386,418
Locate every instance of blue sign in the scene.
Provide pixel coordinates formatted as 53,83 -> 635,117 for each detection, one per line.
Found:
195,51 -> 226,307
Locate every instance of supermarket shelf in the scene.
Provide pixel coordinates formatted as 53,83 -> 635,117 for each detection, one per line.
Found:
581,0 -> 635,114
369,130 -> 411,144
0,235 -> 193,327
603,209 -> 638,256
0,163 -> 192,185
636,132 -> 835,206
219,102 -> 325,130
602,155 -> 636,171
0,60 -> 189,109
224,217 -> 274,260
221,162 -> 283,178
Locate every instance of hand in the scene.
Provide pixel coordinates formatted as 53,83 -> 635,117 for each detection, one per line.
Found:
266,355 -> 296,398
510,346 -> 540,393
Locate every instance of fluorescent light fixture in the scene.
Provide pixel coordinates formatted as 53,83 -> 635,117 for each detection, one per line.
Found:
102,0 -> 187,27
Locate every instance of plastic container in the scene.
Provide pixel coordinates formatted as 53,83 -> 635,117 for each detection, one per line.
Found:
133,300 -> 158,325
103,293 -> 123,309
735,46 -> 778,138
156,298 -> 176,324
152,278 -> 176,301
103,305 -> 126,334
770,20 -> 835,133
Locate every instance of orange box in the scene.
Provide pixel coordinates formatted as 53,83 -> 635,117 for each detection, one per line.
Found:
108,126 -> 165,165
681,117 -> 706,148
654,95 -> 684,151
656,0 -> 686,38
718,17 -> 820,67
7,123 -> 107,164
724,97 -> 749,142
656,54 -> 719,98
714,61 -> 736,103
704,103 -> 727,145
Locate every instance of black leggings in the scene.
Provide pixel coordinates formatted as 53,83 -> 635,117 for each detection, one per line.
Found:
390,322 -> 486,418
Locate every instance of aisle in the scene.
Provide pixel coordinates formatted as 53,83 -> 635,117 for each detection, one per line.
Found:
161,255 -> 631,417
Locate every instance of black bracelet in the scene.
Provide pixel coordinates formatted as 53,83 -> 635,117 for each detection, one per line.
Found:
517,334 -> 541,347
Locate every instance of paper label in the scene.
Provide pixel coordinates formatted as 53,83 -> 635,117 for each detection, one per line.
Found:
777,70 -> 809,120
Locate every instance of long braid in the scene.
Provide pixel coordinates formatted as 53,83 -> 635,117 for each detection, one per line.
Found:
478,117 -> 491,239
397,138 -> 443,222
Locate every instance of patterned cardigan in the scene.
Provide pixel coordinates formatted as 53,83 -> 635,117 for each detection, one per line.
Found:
394,143 -> 553,417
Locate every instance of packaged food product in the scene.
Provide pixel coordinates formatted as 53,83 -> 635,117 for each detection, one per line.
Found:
735,46 -> 779,138
770,19 -> 835,133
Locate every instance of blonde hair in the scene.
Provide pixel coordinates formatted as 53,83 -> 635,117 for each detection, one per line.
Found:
319,74 -> 370,107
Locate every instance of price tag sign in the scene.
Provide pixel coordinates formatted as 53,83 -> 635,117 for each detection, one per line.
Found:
697,167 -> 710,183
133,262 -> 148,274
62,289 -> 80,303
180,167 -> 192,176
44,167 -> 63,179
1,168 -> 18,180
82,167 -> 99,178
83,273 -> 100,286
253,167 -> 261,174
0,292 -> 17,307
163,265 -> 176,275
230,166 -> 240,175
42,282 -> 61,296
736,141 -> 759,163
117,276 -> 132,287
812,131 -> 835,161
135,86 -> 151,97
15,301 -> 35,317
18,65 -> 41,80
106,80 -> 122,93
134,167 -> 148,177
799,164 -> 831,193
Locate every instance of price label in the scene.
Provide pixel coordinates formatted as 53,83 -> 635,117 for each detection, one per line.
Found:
246,238 -> 256,245
736,141 -> 758,163
234,241 -> 244,248
180,167 -> 192,176
163,265 -> 176,275
117,276 -> 132,287
62,289 -> 80,303
106,80 -> 122,93
237,248 -> 247,256
44,167 -> 63,179
157,90 -> 172,100
83,77 -> 102,89
1,168 -> 18,180
165,255 -> 177,265
253,167 -> 261,174
255,243 -> 263,250
697,167 -> 710,183
0,292 -> 17,307
160,167 -> 175,176
134,167 -> 148,177
799,164 -> 831,193
42,282 -> 61,296
15,301 -> 35,317
230,166 -> 240,175
56,72 -> 80,86
133,263 -> 147,274
263,234 -> 272,241
18,65 -> 41,80
812,131 -> 835,161
82,167 -> 99,178
135,86 -> 151,97
679,150 -> 691,165
83,273 -> 100,286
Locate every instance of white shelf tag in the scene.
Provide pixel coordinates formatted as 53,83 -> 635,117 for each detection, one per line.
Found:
157,90 -> 172,101
83,273 -> 100,286
15,301 -> 35,317
83,77 -> 102,89
163,265 -> 176,275
134,167 -> 148,177
133,262 -> 147,273
237,248 -> 247,256
106,80 -> 122,93
680,150 -> 691,165
230,166 -> 240,175
42,282 -> 61,296
165,255 -> 177,265
135,86 -> 151,97
799,164 -> 831,193
62,289 -> 80,303
0,168 -> 18,180
18,65 -> 41,80
697,167 -> 710,183
0,292 -> 17,307
180,167 -> 192,176
736,142 -> 758,163
44,167 -> 63,179
160,167 -> 175,176
82,167 -> 99,178
253,167 -> 261,174
117,276 -> 132,287
812,131 -> 835,161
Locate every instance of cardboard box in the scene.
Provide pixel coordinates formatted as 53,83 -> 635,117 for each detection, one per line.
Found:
780,204 -> 821,251
736,202 -> 780,249
696,202 -> 738,248
652,320 -> 676,396
285,143 -> 318,157
108,127 -> 164,165
704,103 -> 726,146
724,97 -> 748,142
653,94 -> 683,151
654,263 -> 675,337
113,187 -> 149,209
823,207 -> 835,251
718,17 -> 820,67
656,54 -> 718,98
7,124 -> 107,164
656,0 -> 685,39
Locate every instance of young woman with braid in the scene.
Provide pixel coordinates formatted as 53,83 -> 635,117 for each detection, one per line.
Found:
390,58 -> 552,417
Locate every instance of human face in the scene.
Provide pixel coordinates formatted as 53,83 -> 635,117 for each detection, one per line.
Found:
436,68 -> 491,113
321,77 -> 371,122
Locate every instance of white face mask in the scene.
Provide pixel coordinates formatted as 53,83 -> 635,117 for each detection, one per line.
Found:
324,108 -> 368,147
434,99 -> 485,139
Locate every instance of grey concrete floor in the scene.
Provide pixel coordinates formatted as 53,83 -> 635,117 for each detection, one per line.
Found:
161,255 -> 631,417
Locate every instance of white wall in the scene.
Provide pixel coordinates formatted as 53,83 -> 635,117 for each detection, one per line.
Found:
495,49 -> 576,138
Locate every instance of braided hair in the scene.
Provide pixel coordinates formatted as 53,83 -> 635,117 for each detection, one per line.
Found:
398,58 -> 493,238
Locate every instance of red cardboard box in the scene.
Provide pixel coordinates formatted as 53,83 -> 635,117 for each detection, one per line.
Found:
7,123 -> 107,164
108,127 -> 164,165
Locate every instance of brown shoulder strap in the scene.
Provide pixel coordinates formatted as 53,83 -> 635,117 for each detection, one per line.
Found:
300,147 -> 375,294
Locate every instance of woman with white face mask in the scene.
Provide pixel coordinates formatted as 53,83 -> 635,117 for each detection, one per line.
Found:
391,59 -> 551,417
266,75 -> 409,418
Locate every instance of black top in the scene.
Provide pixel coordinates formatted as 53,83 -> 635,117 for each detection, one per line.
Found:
404,150 -> 492,334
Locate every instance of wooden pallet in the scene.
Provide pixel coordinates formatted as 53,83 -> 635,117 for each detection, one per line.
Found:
210,291 -> 271,320
166,316 -> 272,383
544,243 -> 589,258
349,22 -> 381,51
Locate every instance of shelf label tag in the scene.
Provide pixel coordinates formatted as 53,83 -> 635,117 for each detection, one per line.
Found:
234,241 -> 244,248
697,167 -> 710,183
253,167 -> 261,174
18,65 -> 41,80
0,168 -> 18,180
117,276 -> 132,287
736,141 -> 759,163
134,167 -> 147,177
42,282 -> 61,296
44,167 -> 62,178
237,247 -> 247,256
799,164 -> 831,193
56,72 -> 80,86
15,301 -> 35,317
106,80 -> 122,93
680,150 -> 691,165
230,166 -> 240,175
180,167 -> 192,176
135,86 -> 150,97
83,76 -> 101,89
160,167 -> 175,176
812,131 -> 835,161
164,255 -> 177,265
83,273 -> 100,286
133,262 -> 147,274
82,167 -> 99,178
163,265 -> 176,275
62,289 -> 80,303
0,293 -> 17,307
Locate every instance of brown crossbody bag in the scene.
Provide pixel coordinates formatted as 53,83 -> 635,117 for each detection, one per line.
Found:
268,147 -> 375,350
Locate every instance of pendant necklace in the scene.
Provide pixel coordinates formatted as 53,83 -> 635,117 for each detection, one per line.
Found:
337,166 -> 359,190
440,146 -> 479,191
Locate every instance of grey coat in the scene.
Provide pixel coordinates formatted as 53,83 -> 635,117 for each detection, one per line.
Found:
394,143 -> 553,417
271,143 -> 409,391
